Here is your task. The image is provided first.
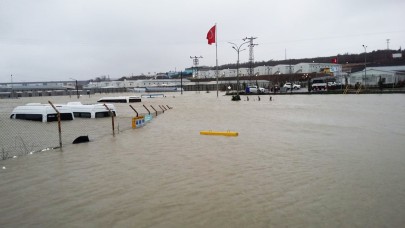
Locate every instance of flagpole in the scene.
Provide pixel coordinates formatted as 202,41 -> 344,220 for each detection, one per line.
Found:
215,23 -> 219,98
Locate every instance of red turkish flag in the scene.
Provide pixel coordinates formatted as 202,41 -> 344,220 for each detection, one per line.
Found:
206,25 -> 216,45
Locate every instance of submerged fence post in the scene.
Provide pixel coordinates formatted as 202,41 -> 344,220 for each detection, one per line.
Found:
103,104 -> 115,137
158,105 -> 165,113
150,105 -> 158,116
2,148 -> 9,160
48,101 -> 62,149
143,105 -> 151,115
129,105 -> 139,117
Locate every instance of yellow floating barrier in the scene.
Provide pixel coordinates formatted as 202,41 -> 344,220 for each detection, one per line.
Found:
200,130 -> 239,137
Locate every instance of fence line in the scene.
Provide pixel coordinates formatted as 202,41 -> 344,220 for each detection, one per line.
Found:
0,102 -> 173,160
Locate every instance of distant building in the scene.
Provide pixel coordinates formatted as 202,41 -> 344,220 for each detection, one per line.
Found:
199,63 -> 342,77
83,79 -> 191,89
200,70 -> 216,78
350,68 -> 405,86
293,63 -> 342,75
254,66 -> 273,75
219,69 -> 237,77
0,80 -> 85,99
236,68 -> 248,76
272,65 -> 293,74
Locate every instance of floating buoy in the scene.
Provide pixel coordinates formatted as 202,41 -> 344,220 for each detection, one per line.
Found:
200,130 -> 239,137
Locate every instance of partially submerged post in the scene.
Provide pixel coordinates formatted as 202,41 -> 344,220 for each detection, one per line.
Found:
158,105 -> 165,113
129,105 -> 139,117
143,104 -> 151,115
48,101 -> 62,149
103,104 -> 115,137
150,105 -> 158,116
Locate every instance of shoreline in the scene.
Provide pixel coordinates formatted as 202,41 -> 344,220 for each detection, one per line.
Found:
226,88 -> 405,96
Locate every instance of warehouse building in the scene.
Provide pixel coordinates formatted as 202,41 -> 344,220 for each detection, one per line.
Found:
349,67 -> 405,87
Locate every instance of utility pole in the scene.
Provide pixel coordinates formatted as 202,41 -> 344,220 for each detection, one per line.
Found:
243,36 -> 258,85
386,39 -> 390,50
190,56 -> 203,93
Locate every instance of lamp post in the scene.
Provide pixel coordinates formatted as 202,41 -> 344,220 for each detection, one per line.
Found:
362,45 -> 367,88
190,56 -> 203,93
70,78 -> 79,99
229,41 -> 249,97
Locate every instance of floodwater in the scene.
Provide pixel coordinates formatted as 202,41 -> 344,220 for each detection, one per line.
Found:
1,92 -> 405,227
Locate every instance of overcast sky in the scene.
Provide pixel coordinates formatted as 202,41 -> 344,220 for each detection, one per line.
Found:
1,0 -> 404,82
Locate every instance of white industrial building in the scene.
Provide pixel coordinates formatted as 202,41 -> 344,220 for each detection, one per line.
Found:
237,68 -> 250,76
272,65 -> 293,74
199,70 -> 217,78
199,62 -> 344,77
349,68 -> 405,86
254,66 -> 273,75
84,81 -> 127,88
84,79 -> 191,89
294,63 -> 342,74
220,69 -> 237,77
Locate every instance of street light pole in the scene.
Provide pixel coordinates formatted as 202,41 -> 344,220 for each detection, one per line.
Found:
362,45 -> 367,89
229,41 -> 249,98
70,78 -> 79,99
